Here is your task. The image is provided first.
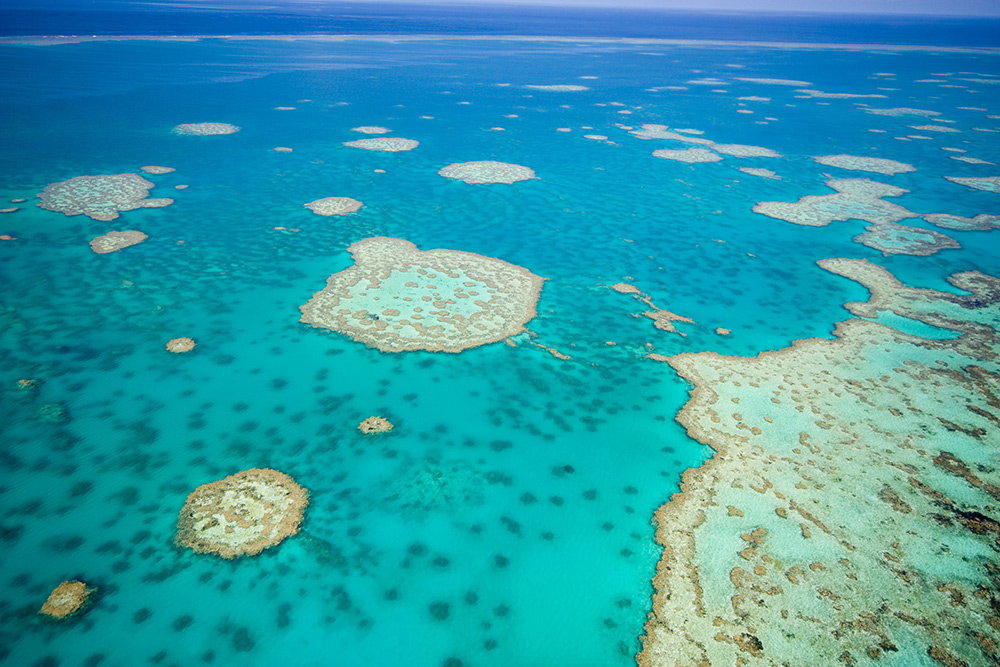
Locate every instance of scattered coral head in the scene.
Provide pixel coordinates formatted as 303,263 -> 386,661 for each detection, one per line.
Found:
166,337 -> 196,353
40,580 -> 95,619
358,416 -> 394,434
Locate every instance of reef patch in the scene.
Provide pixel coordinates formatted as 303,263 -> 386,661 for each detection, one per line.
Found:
175,468 -> 309,559
39,174 -> 172,222
300,237 -> 545,353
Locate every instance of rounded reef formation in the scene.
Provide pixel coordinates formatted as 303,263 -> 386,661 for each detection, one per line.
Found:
89,230 -> 148,254
140,166 -> 175,175
166,337 -> 196,353
358,416 -> 394,434
343,137 -> 419,152
40,580 -> 94,619
172,123 -> 240,136
351,126 -> 391,134
304,197 -> 363,216
438,160 -> 537,184
39,174 -> 172,221
300,236 -> 545,353
175,468 -> 309,559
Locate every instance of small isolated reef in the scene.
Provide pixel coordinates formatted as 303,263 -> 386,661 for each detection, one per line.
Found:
639,259 -> 1000,666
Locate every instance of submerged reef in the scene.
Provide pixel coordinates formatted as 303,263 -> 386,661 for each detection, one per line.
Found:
438,160 -> 537,184
813,154 -> 916,175
38,174 -> 172,222
863,107 -> 940,117
738,167 -> 780,180
854,223 -> 960,256
89,230 -> 148,254
304,197 -> 363,216
524,84 -> 589,91
632,124 -> 779,160
350,126 -> 391,134
342,137 -> 419,152
639,259 -> 1000,667
651,148 -> 722,163
924,213 -> 1000,231
172,122 -> 239,135
300,237 -> 545,353
946,176 -> 1000,193
40,580 -> 95,619
175,468 -> 308,559
753,178 -> 917,227
140,166 -> 175,175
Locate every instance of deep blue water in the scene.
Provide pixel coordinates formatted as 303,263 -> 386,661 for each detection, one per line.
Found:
2,1 -> 1000,47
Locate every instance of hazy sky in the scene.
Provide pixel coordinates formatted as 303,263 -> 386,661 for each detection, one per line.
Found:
142,0 -> 1000,17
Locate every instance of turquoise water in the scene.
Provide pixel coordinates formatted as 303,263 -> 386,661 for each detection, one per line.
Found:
1,37 -> 999,667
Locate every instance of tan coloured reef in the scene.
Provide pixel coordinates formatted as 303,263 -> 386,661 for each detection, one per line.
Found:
89,230 -> 148,254
358,416 -> 394,434
304,197 -> 363,216
639,259 -> 1000,667
166,337 -> 196,353
300,237 -> 545,353
175,468 -> 308,559
40,580 -> 94,619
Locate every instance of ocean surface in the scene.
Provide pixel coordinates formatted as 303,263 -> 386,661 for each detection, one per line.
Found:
1,5 -> 999,667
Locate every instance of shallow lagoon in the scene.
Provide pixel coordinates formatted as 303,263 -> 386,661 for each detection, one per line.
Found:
1,35 -> 999,667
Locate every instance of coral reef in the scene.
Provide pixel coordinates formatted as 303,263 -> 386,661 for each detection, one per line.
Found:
351,126 -> 391,134
342,138 -> 418,152
651,148 -> 722,163
140,166 -> 175,174
946,176 -> 1000,193
924,213 -> 1000,231
738,167 -> 780,180
524,84 -> 589,91
438,161 -> 537,184
639,259 -> 1000,667
813,154 -> 916,175
175,468 -> 309,559
855,223 -> 960,256
172,122 -> 239,135
358,416 -> 394,434
864,107 -> 940,117
39,174 -> 172,221
89,230 -> 148,254
753,178 -> 917,227
39,580 -> 95,619
632,124 -> 779,159
304,197 -> 363,216
735,77 -> 811,86
166,337 -> 196,353
300,237 -> 545,353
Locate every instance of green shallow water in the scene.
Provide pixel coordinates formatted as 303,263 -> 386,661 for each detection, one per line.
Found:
0,37 -> 999,667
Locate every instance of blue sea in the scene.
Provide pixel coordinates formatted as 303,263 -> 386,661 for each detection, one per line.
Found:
1,4 -> 999,667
